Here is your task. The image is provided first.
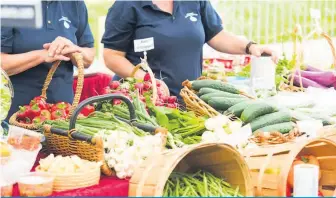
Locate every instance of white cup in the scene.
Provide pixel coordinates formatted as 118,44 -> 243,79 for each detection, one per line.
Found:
250,56 -> 276,90
293,164 -> 319,197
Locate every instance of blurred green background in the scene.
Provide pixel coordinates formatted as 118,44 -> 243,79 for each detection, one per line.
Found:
85,0 -> 336,52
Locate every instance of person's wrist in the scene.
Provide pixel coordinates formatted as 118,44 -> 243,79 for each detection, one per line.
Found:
245,41 -> 257,55
134,69 -> 146,80
38,49 -> 48,62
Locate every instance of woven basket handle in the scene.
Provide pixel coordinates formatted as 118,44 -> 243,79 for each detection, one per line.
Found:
321,32 -> 336,69
40,52 -> 84,117
68,94 -> 136,130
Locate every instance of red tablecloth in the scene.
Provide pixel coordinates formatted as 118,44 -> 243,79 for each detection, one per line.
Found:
12,153 -> 129,196
73,73 -> 113,103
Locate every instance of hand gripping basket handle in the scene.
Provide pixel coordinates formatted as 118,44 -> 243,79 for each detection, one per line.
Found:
68,94 -> 136,130
41,52 -> 84,117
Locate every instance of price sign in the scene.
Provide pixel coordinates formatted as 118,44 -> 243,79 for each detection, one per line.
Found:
1,0 -> 42,28
134,37 -> 154,52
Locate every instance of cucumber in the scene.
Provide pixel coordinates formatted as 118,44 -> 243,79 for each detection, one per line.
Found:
197,88 -> 222,96
227,100 -> 258,117
250,111 -> 292,132
200,92 -> 246,103
257,122 -> 295,134
208,97 -> 247,111
308,114 -> 334,126
241,103 -> 277,123
191,80 -> 240,94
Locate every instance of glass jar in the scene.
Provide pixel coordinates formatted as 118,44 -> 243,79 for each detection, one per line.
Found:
1,69 -> 14,136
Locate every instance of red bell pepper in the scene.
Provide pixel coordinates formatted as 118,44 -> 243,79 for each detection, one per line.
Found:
51,102 -> 71,114
30,104 -> 41,119
51,109 -> 67,120
30,96 -> 48,110
40,109 -> 51,120
32,116 -> 47,125
318,190 -> 323,197
286,184 -> 291,197
80,105 -> 95,117
17,105 -> 30,121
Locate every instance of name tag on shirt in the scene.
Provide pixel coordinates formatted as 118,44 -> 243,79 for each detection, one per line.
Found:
134,37 -> 154,52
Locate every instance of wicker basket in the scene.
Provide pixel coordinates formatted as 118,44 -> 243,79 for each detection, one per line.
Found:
43,94 -> 168,176
180,86 -> 220,118
35,164 -> 100,192
129,143 -> 254,196
243,138 -> 336,196
9,53 -> 84,130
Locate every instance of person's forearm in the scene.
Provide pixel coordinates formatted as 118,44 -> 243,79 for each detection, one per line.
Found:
1,50 -> 45,76
104,49 -> 146,79
70,47 -> 95,68
208,30 -> 249,55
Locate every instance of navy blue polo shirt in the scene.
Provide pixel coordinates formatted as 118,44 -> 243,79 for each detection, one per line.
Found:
1,0 -> 94,121
102,0 -> 223,97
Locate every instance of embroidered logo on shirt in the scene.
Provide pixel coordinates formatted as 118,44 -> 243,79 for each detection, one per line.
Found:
59,16 -> 71,29
185,12 -> 198,22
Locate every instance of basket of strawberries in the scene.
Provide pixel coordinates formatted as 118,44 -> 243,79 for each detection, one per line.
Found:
9,53 -> 87,130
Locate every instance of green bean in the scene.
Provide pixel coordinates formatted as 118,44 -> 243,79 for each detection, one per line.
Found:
163,171 -> 242,197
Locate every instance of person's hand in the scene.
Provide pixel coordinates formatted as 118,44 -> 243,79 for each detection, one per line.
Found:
249,44 -> 279,63
43,36 -> 80,58
41,49 -> 70,63
156,79 -> 170,97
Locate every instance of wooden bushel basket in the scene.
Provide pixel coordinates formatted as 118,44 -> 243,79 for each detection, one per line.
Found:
129,143 -> 254,196
318,125 -> 336,143
243,138 -> 336,196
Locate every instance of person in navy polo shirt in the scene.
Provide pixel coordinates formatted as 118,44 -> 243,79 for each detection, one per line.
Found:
1,1 -> 95,121
102,0 -> 277,97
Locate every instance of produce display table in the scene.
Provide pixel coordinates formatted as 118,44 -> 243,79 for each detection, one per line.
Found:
12,153 -> 129,197
73,73 -> 113,102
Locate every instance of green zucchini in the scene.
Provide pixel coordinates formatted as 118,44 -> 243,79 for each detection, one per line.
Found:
227,100 -> 258,117
241,103 -> 277,123
191,80 -> 240,94
250,111 -> 292,132
198,87 -> 224,96
208,97 -> 247,111
200,92 -> 246,103
257,122 -> 295,134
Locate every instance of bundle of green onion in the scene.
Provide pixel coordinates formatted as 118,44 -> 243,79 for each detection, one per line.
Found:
163,171 -> 242,197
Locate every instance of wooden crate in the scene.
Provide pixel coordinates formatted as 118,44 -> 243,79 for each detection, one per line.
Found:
129,143 -> 254,196
318,125 -> 336,143
243,138 -> 336,196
